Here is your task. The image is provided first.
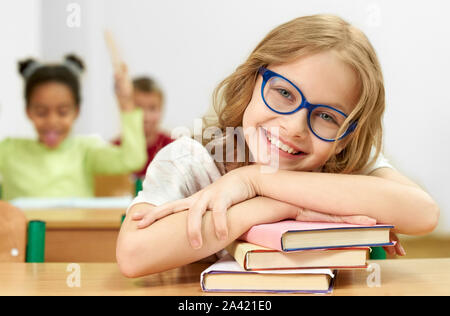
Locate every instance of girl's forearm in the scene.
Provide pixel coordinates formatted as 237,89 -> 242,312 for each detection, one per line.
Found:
117,197 -> 298,277
249,167 -> 439,235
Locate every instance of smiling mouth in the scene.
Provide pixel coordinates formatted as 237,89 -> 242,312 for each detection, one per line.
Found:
261,128 -> 305,156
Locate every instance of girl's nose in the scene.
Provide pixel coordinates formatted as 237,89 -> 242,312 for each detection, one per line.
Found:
280,108 -> 309,139
46,112 -> 60,126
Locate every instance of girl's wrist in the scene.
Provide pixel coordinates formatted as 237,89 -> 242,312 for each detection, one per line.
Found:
119,100 -> 135,112
242,166 -> 300,220
240,164 -> 262,197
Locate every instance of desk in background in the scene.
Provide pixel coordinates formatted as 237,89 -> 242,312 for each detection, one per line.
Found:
0,258 -> 449,295
24,209 -> 124,262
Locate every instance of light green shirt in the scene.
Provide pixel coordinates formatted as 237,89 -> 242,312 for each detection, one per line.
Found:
0,109 -> 147,201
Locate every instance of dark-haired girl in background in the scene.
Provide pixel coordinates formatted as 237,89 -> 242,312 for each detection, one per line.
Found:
0,55 -> 147,200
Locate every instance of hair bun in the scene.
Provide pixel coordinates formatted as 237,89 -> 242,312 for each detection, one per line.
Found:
18,58 -> 39,78
65,54 -> 85,72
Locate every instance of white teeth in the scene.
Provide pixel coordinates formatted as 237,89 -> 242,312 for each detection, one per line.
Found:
266,133 -> 299,155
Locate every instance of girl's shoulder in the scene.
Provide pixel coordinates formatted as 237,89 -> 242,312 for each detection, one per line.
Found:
154,136 -> 209,161
151,135 -> 225,176
0,138 -> 39,150
0,136 -> 104,153
70,134 -> 110,148
359,148 -> 395,175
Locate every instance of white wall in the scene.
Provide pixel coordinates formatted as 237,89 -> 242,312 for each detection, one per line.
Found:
40,0 -> 119,139
0,0 -> 41,138
3,0 -> 450,233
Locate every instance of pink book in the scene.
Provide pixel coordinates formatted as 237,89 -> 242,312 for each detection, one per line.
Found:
240,220 -> 394,252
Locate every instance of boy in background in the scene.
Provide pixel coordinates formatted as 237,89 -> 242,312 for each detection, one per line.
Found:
115,77 -> 173,179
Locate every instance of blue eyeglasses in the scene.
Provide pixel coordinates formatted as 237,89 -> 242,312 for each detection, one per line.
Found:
259,67 -> 357,142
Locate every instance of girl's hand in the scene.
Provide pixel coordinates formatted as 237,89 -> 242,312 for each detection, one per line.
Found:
384,231 -> 406,256
132,167 -> 257,249
294,208 -> 377,226
114,62 -> 135,112
104,30 -> 135,112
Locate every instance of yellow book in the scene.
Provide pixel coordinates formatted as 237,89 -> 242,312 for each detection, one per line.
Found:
226,240 -> 368,271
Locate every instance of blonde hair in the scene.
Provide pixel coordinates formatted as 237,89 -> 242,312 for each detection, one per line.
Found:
203,14 -> 385,174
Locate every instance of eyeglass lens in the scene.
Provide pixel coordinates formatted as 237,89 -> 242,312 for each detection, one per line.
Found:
263,76 -> 347,140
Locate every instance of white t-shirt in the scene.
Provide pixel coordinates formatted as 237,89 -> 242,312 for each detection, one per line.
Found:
129,136 -> 393,210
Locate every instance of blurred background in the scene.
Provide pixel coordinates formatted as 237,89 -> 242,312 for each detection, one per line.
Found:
0,0 -> 449,237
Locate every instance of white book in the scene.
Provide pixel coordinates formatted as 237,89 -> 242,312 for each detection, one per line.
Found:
200,254 -> 336,294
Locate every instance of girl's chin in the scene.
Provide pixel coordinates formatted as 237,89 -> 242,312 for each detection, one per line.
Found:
39,137 -> 64,149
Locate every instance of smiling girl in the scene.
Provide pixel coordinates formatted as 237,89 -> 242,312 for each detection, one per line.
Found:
0,55 -> 146,200
116,15 -> 439,277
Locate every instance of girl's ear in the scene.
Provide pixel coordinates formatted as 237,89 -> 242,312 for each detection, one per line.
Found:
25,106 -> 32,120
74,106 -> 81,119
335,143 -> 345,155
334,135 -> 352,155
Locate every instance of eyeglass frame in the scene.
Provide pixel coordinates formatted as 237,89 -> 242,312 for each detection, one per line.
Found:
258,67 -> 358,142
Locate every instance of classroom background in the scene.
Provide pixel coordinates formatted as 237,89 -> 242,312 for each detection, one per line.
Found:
0,0 -> 449,238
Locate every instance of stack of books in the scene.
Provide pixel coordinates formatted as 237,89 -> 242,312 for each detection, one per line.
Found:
201,220 -> 394,294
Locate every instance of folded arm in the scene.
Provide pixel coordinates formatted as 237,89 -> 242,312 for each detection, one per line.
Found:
116,197 -> 299,277
250,166 -> 439,235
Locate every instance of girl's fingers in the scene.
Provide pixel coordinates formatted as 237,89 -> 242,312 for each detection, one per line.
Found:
389,232 -> 406,256
396,242 -> 406,256
384,245 -> 395,255
131,212 -> 145,220
296,210 -> 376,226
187,197 -> 209,249
212,204 -> 229,241
383,232 -> 406,256
150,199 -> 191,222
137,213 -> 156,229
135,198 -> 192,228
341,215 -> 377,226
104,30 -> 123,73
296,209 -> 337,222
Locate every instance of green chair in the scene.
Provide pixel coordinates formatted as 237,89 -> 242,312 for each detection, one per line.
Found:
369,247 -> 386,260
119,177 -> 144,226
135,177 -> 143,196
25,220 -> 46,263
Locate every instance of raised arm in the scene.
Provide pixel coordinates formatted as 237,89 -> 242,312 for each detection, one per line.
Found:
251,166 -> 440,235
86,34 -> 147,174
116,197 -> 298,278
86,109 -> 147,174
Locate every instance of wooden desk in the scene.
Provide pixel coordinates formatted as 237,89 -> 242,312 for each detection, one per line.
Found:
0,258 -> 449,296
24,209 -> 124,262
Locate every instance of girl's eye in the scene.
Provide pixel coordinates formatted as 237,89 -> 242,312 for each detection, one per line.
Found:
319,112 -> 338,124
57,106 -> 75,117
278,89 -> 292,99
